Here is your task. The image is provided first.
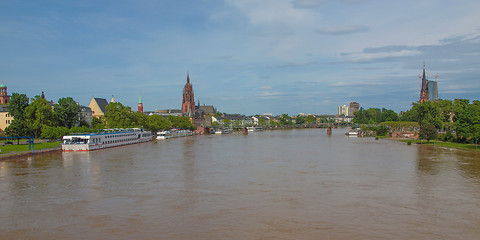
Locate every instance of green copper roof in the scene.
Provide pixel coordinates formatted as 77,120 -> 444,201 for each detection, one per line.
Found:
139,95 -> 142,104
0,81 -> 6,88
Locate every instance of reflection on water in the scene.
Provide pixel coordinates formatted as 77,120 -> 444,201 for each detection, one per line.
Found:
0,129 -> 479,239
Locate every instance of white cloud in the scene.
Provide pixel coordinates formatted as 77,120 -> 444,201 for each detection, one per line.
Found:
227,0 -> 315,27
316,25 -> 369,35
346,49 -> 422,62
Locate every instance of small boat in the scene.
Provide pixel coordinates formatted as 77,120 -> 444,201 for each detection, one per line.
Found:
247,126 -> 263,132
221,129 -> 233,134
345,128 -> 359,136
215,129 -> 223,134
159,129 -> 193,139
156,131 -> 171,140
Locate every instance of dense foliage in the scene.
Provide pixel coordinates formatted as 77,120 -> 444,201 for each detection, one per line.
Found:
418,123 -> 438,142
353,108 -> 399,124
400,99 -> 480,143
353,99 -> 479,144
54,97 -> 81,128
5,93 -> 194,139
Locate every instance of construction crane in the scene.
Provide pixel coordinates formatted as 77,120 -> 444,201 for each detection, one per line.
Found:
427,72 -> 439,82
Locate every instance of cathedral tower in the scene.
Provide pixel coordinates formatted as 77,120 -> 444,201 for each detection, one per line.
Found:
419,64 -> 429,102
182,73 -> 195,117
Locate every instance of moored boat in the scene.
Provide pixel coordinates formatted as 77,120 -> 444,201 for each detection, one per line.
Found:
222,129 -> 234,134
156,131 -> 171,140
62,128 -> 152,152
345,128 -> 359,136
156,129 -> 193,139
247,126 -> 263,132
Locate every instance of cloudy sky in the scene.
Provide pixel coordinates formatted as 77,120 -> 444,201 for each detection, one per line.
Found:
2,0 -> 480,115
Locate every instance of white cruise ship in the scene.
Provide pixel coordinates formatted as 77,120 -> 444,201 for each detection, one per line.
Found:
62,128 -> 152,152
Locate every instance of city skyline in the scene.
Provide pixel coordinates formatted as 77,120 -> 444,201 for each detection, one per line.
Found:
2,1 -> 480,115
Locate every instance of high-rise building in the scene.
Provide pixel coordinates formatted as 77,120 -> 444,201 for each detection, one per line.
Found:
349,102 -> 360,116
181,73 -> 195,117
428,80 -> 438,101
337,105 -> 349,116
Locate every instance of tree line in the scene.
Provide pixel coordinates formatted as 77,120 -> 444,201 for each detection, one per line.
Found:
352,99 -> 480,143
4,93 -> 194,139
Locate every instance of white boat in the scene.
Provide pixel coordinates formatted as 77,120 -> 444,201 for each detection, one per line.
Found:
345,128 -> 359,136
156,131 -> 171,139
62,128 -> 152,152
157,129 -> 193,139
346,131 -> 358,136
172,129 -> 193,137
222,129 -> 234,134
247,126 -> 263,132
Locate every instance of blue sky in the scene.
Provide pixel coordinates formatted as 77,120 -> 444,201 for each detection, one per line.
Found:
2,0 -> 480,115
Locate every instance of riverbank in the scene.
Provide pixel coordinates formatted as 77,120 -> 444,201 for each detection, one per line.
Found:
0,141 -> 62,160
396,139 -> 480,151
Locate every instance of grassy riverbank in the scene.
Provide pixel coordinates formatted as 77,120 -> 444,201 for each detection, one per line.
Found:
0,141 -> 61,155
399,139 -> 480,151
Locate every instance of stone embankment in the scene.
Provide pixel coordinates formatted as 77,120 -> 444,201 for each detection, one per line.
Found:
0,147 -> 61,161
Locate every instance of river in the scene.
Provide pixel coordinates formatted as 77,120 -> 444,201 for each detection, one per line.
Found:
1,129 -> 479,239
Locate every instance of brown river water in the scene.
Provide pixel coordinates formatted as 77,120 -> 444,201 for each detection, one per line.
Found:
1,129 -> 479,239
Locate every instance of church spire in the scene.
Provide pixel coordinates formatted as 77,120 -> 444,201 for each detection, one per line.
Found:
182,73 -> 195,117
420,63 -> 429,102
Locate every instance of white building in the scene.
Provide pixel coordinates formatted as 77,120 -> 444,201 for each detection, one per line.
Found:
337,105 -> 349,116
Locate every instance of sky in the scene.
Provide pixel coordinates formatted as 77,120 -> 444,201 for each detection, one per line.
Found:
1,0 -> 480,116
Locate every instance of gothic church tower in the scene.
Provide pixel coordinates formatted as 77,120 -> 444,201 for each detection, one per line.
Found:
182,73 -> 195,117
419,64 -> 429,102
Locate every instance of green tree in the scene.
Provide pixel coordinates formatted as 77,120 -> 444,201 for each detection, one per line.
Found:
5,120 -> 29,136
435,99 -> 454,122
70,126 -> 92,134
353,108 -> 382,124
269,119 -> 278,126
455,100 -> 480,143
104,102 -> 135,128
54,97 -> 81,128
452,99 -> 470,122
380,108 -> 399,122
24,96 -> 58,138
91,116 -> 106,130
305,115 -> 317,123
168,115 -> 194,130
279,114 -> 292,125
411,101 -> 442,129
145,115 -> 171,132
5,93 -> 30,136
419,123 -> 438,142
258,118 -> 267,126
295,116 -> 305,124
222,119 -> 232,127
8,93 -> 29,120
400,107 -> 418,122
41,126 -> 70,140
133,111 -> 148,128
